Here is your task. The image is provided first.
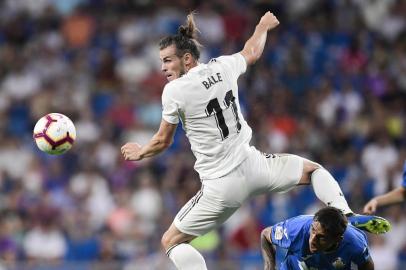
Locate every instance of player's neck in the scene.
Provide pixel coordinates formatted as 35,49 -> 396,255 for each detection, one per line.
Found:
185,61 -> 199,73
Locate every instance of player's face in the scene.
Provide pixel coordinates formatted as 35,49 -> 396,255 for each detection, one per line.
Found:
309,221 -> 340,253
160,45 -> 186,82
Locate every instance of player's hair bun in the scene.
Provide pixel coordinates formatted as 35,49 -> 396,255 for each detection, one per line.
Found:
178,13 -> 199,39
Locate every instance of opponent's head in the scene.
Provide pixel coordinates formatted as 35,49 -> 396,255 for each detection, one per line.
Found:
159,12 -> 201,81
309,207 -> 348,253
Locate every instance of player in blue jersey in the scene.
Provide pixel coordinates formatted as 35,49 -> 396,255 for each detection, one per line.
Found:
364,161 -> 406,214
261,207 -> 374,270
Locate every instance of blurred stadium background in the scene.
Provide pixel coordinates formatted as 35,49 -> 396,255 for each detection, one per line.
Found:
0,0 -> 405,269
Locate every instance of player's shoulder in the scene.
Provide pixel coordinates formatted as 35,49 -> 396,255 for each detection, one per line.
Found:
164,78 -> 182,89
163,78 -> 186,94
211,53 -> 244,64
280,215 -> 313,232
346,224 -> 368,238
162,80 -> 183,103
343,225 -> 368,248
277,215 -> 312,240
289,215 -> 314,224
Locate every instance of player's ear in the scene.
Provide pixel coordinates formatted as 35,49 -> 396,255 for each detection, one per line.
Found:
183,52 -> 193,65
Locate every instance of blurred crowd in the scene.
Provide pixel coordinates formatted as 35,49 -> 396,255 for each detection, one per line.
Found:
0,0 -> 405,269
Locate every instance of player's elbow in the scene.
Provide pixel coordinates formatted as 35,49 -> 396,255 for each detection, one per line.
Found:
152,135 -> 173,150
241,47 -> 261,65
401,187 -> 406,199
261,227 -> 273,244
360,258 -> 374,270
159,136 -> 173,149
162,139 -> 173,149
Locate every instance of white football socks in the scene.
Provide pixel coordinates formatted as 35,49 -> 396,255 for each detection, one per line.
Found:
311,168 -> 353,215
167,243 -> 207,270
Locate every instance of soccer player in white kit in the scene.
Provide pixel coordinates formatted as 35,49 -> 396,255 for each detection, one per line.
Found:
121,11 -> 390,270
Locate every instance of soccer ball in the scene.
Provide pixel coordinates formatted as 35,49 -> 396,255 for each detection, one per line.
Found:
33,113 -> 76,155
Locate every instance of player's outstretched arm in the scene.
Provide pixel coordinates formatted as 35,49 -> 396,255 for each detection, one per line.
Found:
240,11 -> 279,65
363,187 -> 406,214
121,119 -> 177,161
261,227 -> 277,270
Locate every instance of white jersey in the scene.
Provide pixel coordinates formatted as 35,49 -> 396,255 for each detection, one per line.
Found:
162,53 -> 252,180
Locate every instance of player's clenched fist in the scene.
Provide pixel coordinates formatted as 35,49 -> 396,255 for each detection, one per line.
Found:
259,11 -> 279,31
121,142 -> 142,161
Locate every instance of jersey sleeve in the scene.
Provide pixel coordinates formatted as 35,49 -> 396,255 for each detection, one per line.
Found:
402,161 -> 406,188
270,221 -> 292,249
352,246 -> 371,266
215,53 -> 247,80
270,216 -> 309,249
161,84 -> 180,124
349,229 -> 371,267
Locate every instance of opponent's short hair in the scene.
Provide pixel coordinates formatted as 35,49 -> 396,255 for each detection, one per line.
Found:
159,12 -> 202,60
313,207 -> 348,238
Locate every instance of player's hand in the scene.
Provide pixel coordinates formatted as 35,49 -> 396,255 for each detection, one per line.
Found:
363,198 -> 378,214
259,11 -> 279,31
121,142 -> 143,161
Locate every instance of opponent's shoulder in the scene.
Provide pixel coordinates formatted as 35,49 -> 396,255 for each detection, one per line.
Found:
288,215 -> 314,225
275,215 -> 313,235
343,225 -> 369,249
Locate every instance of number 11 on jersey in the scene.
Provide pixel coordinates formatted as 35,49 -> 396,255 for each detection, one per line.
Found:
205,90 -> 241,140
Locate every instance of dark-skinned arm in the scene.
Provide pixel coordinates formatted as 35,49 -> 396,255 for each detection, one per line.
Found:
359,257 -> 374,270
261,227 -> 277,270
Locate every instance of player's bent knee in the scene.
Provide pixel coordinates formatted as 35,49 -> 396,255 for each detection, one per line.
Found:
161,230 -> 175,250
302,159 -> 321,173
299,159 -> 322,185
161,227 -> 195,251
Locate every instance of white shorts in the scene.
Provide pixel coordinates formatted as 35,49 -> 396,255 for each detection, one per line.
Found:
174,146 -> 303,236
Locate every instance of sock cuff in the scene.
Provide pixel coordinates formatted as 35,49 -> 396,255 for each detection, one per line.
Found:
166,242 -> 207,269
310,167 -> 324,181
166,243 -> 182,257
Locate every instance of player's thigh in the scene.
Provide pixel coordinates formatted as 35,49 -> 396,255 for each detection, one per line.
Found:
173,184 -> 240,237
268,153 -> 305,193
245,149 -> 304,194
